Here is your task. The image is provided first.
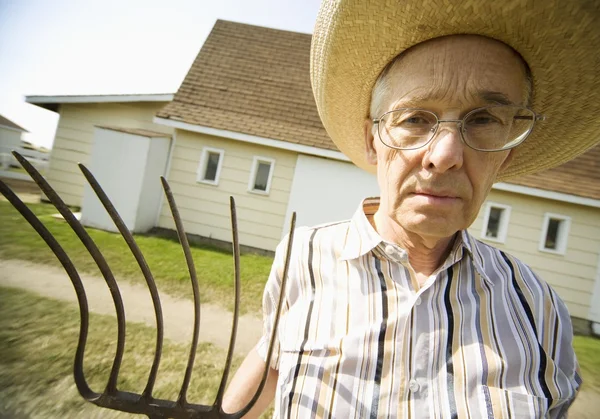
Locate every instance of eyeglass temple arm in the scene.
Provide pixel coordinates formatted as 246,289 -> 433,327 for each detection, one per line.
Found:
515,114 -> 546,121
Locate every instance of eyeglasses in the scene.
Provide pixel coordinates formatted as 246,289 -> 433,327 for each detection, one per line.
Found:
373,105 -> 546,152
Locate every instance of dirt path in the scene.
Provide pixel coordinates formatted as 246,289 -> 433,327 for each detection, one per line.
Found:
0,259 -> 262,355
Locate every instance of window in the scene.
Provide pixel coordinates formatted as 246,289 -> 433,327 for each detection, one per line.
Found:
539,213 -> 571,255
197,147 -> 224,185
480,202 -> 511,243
248,156 -> 275,194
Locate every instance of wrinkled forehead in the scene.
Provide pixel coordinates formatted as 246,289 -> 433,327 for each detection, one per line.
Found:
381,35 -> 530,109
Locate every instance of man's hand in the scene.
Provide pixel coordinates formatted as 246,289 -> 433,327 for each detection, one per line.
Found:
222,345 -> 278,418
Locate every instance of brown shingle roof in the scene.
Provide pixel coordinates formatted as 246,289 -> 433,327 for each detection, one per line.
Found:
0,114 -> 27,132
157,19 -> 335,151
159,20 -> 600,202
506,144 -> 600,201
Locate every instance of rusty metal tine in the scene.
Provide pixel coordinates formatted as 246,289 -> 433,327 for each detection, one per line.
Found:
213,196 -> 242,408
78,163 -> 164,398
12,151 -> 127,394
160,177 -> 201,407
231,212 -> 296,418
0,179 -> 99,401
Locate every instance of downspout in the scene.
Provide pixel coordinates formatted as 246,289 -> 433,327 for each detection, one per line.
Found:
590,250 -> 600,336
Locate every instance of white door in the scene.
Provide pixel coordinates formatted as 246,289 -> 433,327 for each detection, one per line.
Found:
283,154 -> 379,234
81,127 -> 170,233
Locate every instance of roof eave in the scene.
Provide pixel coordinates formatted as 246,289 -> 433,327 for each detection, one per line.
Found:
26,93 -> 175,112
494,182 -> 600,209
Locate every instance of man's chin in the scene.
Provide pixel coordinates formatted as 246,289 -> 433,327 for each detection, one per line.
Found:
395,212 -> 465,239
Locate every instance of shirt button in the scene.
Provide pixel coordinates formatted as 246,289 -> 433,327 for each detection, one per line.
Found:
385,245 -> 395,255
415,297 -> 422,306
408,379 -> 420,393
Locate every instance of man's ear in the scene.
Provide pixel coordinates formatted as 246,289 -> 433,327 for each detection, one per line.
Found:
364,119 -> 377,165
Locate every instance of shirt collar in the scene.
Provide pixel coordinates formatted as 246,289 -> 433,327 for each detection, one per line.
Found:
339,197 -> 383,261
459,229 -> 494,285
340,198 -> 494,285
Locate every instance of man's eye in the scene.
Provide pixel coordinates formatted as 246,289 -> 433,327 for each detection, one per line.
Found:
383,110 -> 437,128
404,116 -> 429,124
398,112 -> 435,126
468,113 -> 501,125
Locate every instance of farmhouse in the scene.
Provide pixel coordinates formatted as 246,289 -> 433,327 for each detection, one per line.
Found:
27,20 -> 600,334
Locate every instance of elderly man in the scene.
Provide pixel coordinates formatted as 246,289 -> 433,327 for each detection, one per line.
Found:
224,0 -> 597,417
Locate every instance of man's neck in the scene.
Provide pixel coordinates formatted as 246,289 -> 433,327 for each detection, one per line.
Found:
372,210 -> 457,276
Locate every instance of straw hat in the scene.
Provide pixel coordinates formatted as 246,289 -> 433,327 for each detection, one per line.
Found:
310,0 -> 600,180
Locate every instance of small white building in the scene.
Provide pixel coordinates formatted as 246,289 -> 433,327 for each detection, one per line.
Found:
25,94 -> 175,206
0,114 -> 28,169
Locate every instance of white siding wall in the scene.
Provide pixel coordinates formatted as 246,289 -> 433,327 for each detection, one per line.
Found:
46,102 -> 173,206
158,130 -> 297,251
469,189 -> 600,320
0,126 -> 23,157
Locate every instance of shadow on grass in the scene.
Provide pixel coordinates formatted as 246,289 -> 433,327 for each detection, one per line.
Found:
0,286 -> 277,418
146,227 -> 275,258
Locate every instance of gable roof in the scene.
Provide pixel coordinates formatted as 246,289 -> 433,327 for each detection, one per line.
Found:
158,19 -> 600,203
506,144 -> 600,201
157,20 -> 335,151
0,114 -> 27,132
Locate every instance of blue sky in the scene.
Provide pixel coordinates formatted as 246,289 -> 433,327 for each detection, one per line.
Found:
0,0 -> 321,148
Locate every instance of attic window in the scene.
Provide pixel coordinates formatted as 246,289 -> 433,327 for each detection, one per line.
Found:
197,147 -> 224,185
539,213 -> 571,255
480,202 -> 511,243
248,156 -> 275,195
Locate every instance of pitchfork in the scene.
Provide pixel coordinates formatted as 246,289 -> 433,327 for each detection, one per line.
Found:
0,151 -> 294,419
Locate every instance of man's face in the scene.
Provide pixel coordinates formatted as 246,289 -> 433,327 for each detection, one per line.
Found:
365,35 -> 528,240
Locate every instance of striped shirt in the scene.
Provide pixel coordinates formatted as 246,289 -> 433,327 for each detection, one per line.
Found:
257,198 -> 581,419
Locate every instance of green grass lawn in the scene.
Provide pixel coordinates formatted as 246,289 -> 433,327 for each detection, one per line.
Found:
574,335 -> 600,393
0,286 -> 273,419
1,285 -> 597,419
0,200 -> 273,314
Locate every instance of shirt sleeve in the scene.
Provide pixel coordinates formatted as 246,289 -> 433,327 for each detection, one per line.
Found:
255,234 -> 291,371
547,286 -> 583,418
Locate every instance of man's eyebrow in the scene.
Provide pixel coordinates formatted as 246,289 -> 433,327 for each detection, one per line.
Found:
390,95 -> 430,109
479,91 -> 517,106
390,91 -> 518,109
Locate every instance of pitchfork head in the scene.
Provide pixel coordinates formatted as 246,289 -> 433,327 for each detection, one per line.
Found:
0,151 -> 294,419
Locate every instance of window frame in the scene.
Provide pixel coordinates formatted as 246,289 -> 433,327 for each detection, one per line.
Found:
248,156 -> 276,195
196,147 -> 225,186
539,212 -> 571,255
480,202 -> 512,244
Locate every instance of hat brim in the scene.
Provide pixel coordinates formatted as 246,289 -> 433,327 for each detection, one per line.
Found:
310,0 -> 600,180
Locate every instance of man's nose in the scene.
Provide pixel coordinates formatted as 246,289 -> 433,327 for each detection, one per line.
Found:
422,122 -> 464,172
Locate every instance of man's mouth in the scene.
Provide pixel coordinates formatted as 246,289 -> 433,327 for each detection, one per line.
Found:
410,189 -> 460,204
413,189 -> 458,199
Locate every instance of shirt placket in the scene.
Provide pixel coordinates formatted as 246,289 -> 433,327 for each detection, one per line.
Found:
377,244 -> 439,418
